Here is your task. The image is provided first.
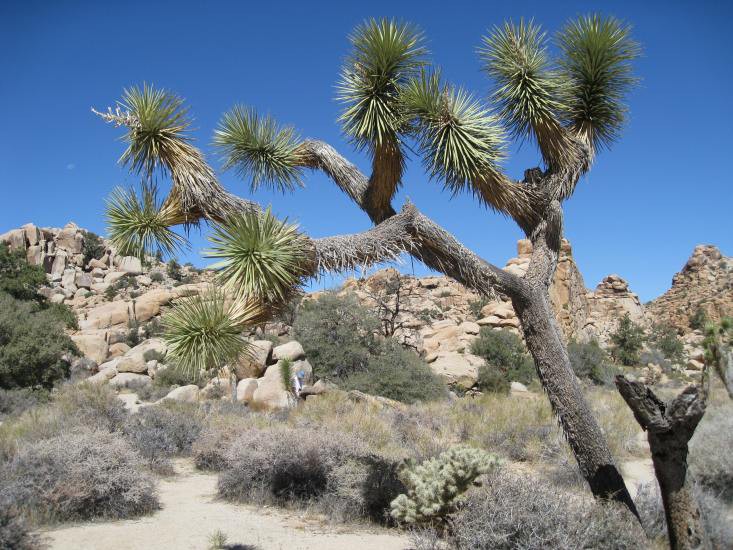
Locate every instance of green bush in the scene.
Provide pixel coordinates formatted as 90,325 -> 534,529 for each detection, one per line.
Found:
82,231 -> 106,266
476,366 -> 510,394
567,339 -> 618,385
610,313 -> 645,366
341,341 -> 446,404
167,259 -> 182,281
390,446 -> 499,527
468,297 -> 490,320
0,503 -> 40,550
0,244 -> 46,302
470,328 -> 536,386
689,306 -> 709,331
0,293 -> 78,389
0,388 -> 49,421
150,271 -> 165,283
648,322 -> 684,365
293,291 -> 381,380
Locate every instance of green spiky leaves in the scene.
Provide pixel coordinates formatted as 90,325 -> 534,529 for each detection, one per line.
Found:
162,289 -> 260,378
205,208 -> 309,303
105,183 -> 188,259
557,15 -> 640,151
214,106 -> 304,192
338,18 -> 426,151
480,20 -> 570,166
402,71 -> 506,193
118,83 -> 193,177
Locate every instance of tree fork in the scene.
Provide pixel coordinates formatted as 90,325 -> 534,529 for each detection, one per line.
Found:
616,376 -> 711,549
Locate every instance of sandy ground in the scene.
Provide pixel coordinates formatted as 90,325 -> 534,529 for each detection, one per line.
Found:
44,459 -> 410,550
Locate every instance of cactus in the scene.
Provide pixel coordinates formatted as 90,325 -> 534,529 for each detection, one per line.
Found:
390,445 -> 500,526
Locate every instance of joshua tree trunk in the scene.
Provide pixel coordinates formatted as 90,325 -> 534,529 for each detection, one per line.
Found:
616,376 -> 711,549
515,289 -> 639,516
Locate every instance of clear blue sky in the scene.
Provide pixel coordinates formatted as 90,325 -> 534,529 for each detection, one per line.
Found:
1,0 -> 730,302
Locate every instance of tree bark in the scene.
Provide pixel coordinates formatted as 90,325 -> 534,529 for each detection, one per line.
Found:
616,376 -> 711,550
514,289 -> 639,516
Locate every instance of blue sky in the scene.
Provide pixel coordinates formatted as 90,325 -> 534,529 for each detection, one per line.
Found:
1,0 -> 730,302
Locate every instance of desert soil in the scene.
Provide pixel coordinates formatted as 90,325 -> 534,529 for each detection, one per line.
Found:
44,459 -> 410,550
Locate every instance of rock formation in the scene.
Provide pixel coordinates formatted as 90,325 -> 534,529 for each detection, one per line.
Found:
647,245 -> 733,332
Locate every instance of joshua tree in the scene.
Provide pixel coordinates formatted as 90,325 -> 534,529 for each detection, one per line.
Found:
95,16 -> 640,514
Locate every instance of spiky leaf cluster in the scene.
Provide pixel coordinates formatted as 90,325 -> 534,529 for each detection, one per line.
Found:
557,15 -> 640,151
390,446 -> 500,525
118,83 -> 193,177
480,19 -> 567,142
214,106 -> 304,192
105,184 -> 188,259
337,18 -> 426,151
401,71 -> 505,193
205,208 -> 309,303
162,289 -> 262,379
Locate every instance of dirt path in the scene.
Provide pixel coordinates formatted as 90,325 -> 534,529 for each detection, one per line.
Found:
45,459 -> 410,550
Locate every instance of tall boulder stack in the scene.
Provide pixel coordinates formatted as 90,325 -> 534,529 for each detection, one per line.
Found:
647,245 -> 733,332
586,274 -> 646,345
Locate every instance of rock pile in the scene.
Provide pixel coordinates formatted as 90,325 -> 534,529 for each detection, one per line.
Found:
647,244 -> 733,332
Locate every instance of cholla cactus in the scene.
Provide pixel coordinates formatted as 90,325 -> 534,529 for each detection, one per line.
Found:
390,445 -> 500,526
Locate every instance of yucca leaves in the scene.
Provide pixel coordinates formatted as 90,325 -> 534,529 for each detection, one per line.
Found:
205,209 -> 309,302
557,15 -> 639,151
105,183 -> 188,259
337,18 -> 426,151
117,83 -> 193,177
402,71 -> 506,193
162,289 -> 261,379
480,20 -> 574,168
214,106 -> 304,192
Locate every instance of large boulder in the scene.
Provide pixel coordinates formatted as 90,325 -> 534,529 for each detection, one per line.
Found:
83,300 -> 132,329
117,338 -> 167,374
86,364 -> 118,385
71,333 -> 109,364
250,360 -> 293,411
236,378 -> 259,403
232,340 -> 273,379
429,352 -> 483,389
56,223 -> 83,253
161,384 -> 200,403
133,289 -> 174,323
116,256 -> 142,275
272,341 -> 305,362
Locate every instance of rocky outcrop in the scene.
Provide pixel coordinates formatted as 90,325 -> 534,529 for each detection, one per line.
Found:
587,274 -> 647,345
647,245 -> 733,332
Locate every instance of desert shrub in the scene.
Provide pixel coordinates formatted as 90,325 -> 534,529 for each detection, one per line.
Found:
610,313 -> 645,366
104,285 -> 117,301
0,388 -> 49,420
0,503 -> 41,550
123,402 -> 205,473
468,296 -> 490,319
689,405 -> 733,500
390,446 -> 499,527
149,271 -> 165,283
690,306 -> 709,331
476,366 -> 510,394
470,328 -> 536,386
639,347 -> 673,372
155,363 -> 200,387
45,302 -> 79,329
0,243 -> 46,302
341,341 -> 446,403
635,482 -> 733,549
293,291 -> 382,380
0,429 -> 158,523
567,339 -> 618,385
82,231 -> 105,266
142,317 -> 164,339
0,293 -> 77,389
648,322 -> 684,365
451,470 -> 645,549
166,259 -> 182,281
218,427 -> 404,522
143,348 -> 166,363
126,319 -> 141,347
